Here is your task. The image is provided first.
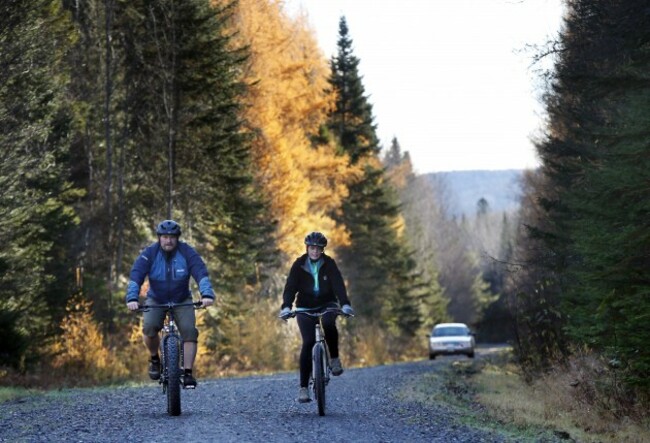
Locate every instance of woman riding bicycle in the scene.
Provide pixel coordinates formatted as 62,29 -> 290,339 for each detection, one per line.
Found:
279,231 -> 354,403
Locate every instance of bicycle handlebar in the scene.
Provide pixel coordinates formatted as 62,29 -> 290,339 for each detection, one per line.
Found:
280,307 -> 354,320
136,301 -> 204,312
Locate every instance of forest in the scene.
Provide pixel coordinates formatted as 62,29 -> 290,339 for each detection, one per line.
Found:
0,0 -> 647,414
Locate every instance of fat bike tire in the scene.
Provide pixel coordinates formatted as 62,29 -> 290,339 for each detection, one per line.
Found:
165,335 -> 182,416
313,345 -> 326,416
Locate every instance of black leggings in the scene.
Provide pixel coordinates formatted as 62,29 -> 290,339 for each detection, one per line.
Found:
296,311 -> 339,388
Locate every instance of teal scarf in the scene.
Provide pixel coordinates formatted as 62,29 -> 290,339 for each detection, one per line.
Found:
309,258 -> 323,294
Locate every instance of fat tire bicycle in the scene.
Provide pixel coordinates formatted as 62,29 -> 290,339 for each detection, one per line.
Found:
137,301 -> 202,416
285,308 -> 353,416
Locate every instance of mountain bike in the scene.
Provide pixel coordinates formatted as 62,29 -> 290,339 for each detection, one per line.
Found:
137,301 -> 202,416
285,308 -> 353,416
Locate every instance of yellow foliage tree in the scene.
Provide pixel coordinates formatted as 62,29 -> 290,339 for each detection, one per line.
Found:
51,298 -> 128,384
225,0 -> 358,257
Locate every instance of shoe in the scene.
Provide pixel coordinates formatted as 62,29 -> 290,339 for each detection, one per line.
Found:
183,372 -> 197,388
148,358 -> 161,380
331,357 -> 343,376
298,387 -> 310,403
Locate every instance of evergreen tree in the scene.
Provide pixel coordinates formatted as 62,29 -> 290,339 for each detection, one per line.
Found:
383,137 -> 449,331
436,218 -> 491,326
62,0 -> 125,323
475,212 -> 516,342
383,137 -> 404,170
512,0 -> 650,389
327,17 -> 422,337
328,17 -> 379,164
0,0 -> 79,367
113,0 -> 276,355
554,0 -> 650,389
59,0 -> 277,353
506,170 -> 570,373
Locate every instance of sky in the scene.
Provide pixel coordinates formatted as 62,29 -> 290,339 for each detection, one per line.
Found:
284,0 -> 565,174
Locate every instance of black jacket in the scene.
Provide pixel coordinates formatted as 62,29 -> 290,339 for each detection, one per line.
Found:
281,254 -> 350,310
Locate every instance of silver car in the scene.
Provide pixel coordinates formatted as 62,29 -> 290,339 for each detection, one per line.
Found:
428,323 -> 475,359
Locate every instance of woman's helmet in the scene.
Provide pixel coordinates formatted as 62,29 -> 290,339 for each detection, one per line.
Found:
156,220 -> 182,236
304,231 -> 327,247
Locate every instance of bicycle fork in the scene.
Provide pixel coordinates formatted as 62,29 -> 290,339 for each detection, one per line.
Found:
313,324 -> 330,385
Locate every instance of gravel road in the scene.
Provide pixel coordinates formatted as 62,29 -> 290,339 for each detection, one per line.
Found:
0,354 -> 550,443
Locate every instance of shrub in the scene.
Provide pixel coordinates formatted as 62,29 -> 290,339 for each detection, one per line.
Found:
50,298 -> 128,385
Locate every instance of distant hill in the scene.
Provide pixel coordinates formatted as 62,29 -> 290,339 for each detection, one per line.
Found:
424,169 -> 524,217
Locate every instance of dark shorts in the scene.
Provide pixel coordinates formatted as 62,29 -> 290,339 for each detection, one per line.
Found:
142,297 -> 199,342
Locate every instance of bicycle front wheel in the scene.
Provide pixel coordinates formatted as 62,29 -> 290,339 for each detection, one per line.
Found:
313,344 -> 326,416
165,335 -> 182,416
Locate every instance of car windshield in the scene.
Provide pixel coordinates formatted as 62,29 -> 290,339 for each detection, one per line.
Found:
432,327 -> 468,337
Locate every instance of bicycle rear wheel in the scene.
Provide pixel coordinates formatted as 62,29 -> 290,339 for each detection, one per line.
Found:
313,344 -> 326,416
165,335 -> 182,416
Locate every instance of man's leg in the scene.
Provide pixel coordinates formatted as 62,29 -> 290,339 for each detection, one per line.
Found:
142,299 -> 166,357
183,341 -> 197,369
142,300 -> 166,380
175,302 -> 199,368
175,301 -> 199,387
143,334 -> 160,357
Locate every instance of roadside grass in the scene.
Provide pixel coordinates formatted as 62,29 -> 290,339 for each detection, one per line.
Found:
411,349 -> 650,443
477,353 -> 649,443
397,358 -> 559,442
0,386 -> 39,403
0,367 -> 44,403
0,378 -> 167,407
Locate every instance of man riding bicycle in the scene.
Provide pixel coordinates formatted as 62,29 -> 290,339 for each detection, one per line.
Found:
125,220 -> 215,387
279,231 -> 354,403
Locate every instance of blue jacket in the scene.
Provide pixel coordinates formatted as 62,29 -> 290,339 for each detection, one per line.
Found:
125,242 -> 215,304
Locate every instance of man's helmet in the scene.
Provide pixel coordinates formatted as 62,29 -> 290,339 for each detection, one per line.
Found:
304,231 -> 327,247
156,220 -> 181,236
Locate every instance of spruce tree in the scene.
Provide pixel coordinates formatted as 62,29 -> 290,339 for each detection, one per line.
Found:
327,17 -> 422,337
328,17 -> 379,164
555,0 -> 650,389
513,0 -> 650,388
0,0 -> 79,367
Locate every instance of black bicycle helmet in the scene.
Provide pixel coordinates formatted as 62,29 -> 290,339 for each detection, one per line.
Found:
304,231 -> 327,247
156,219 -> 181,236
